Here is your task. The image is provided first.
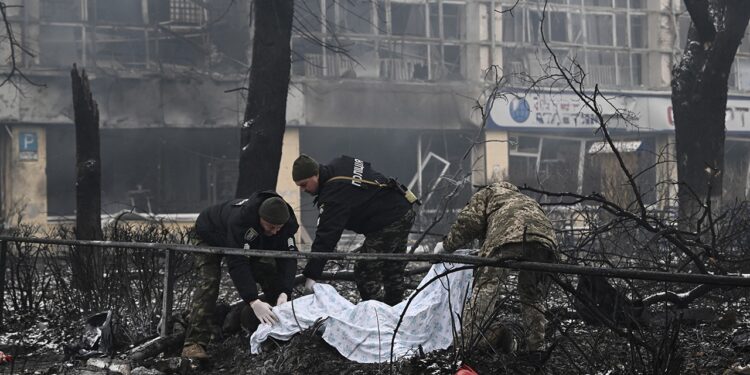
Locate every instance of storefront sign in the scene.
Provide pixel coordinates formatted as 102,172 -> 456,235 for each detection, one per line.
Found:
664,98 -> 750,132
19,131 -> 38,161
489,91 -> 750,133
489,91 -> 638,130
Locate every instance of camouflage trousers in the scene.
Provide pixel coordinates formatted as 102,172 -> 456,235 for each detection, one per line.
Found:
462,242 -> 556,351
184,239 -> 222,348
184,241 -> 284,347
354,209 -> 415,306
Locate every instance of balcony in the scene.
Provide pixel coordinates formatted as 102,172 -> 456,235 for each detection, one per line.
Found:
302,53 -> 436,81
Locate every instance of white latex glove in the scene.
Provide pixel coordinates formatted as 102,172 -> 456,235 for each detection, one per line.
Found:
304,278 -> 316,293
276,292 -> 288,306
433,242 -> 445,254
250,300 -> 278,325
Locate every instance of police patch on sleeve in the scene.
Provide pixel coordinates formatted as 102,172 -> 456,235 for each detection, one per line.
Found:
244,227 -> 259,243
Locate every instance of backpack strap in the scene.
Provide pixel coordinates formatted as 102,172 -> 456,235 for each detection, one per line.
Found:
327,176 -> 389,188
327,176 -> 421,205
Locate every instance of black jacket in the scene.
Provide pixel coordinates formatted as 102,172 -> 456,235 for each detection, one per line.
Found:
195,191 -> 299,303
304,155 -> 411,278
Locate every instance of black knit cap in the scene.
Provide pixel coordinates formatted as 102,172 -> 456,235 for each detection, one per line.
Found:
292,154 -> 319,182
258,197 -> 290,225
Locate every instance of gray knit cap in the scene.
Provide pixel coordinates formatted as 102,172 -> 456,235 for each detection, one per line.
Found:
292,154 -> 319,181
258,197 -> 290,225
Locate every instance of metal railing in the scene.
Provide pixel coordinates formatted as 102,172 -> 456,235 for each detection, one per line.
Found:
3,235 -> 750,339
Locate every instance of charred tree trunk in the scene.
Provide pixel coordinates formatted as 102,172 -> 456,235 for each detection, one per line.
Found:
235,0 -> 294,198
72,65 -> 102,240
71,65 -> 103,308
671,0 -> 750,226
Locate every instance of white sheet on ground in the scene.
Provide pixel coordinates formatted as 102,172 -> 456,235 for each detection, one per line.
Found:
250,262 -> 473,363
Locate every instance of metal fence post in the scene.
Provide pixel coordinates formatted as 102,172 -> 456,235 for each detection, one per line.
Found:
160,249 -> 175,337
0,240 -> 7,331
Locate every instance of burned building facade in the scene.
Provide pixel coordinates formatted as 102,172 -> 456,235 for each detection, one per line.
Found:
1,0 -> 749,237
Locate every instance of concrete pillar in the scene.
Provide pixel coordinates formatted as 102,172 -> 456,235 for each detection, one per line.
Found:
275,127 -> 304,243
464,2 -> 481,80
655,133 -> 678,211
649,0 -> 675,88
484,129 -> 509,183
4,125 -> 47,225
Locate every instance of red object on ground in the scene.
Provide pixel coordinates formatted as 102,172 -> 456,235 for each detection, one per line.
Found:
455,364 -> 478,375
0,351 -> 13,364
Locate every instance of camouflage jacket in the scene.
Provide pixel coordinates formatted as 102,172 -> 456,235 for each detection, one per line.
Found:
443,182 -> 558,257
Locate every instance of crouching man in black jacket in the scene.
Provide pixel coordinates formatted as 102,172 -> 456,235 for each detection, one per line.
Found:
292,154 -> 416,306
181,191 -> 298,360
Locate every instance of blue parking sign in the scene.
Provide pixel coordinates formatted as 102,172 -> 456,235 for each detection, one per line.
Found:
19,131 -> 38,161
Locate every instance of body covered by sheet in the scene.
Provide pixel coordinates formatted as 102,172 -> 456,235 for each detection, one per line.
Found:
250,262 -> 473,363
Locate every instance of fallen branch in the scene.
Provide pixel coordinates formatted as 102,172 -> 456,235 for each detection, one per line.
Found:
129,331 -> 184,362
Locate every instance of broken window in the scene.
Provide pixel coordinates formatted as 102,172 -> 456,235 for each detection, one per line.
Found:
502,10 -> 523,42
95,30 -> 149,67
440,45 -> 463,80
291,0 -> 464,82
93,0 -> 143,25
441,3 -> 464,40
584,0 -> 613,6
39,25 -> 84,67
508,136 -> 581,196
498,1 -> 645,87
539,138 -> 582,193
724,140 -> 750,201
507,134 -> 657,205
630,14 -> 647,48
341,0 -> 372,34
295,0 -> 323,32
731,27 -> 750,91
380,43 -> 429,80
586,14 -> 614,46
582,138 -> 656,206
737,58 -> 750,90
345,42 -> 379,79
46,127 -> 239,216
586,50 -> 616,85
292,37 -> 324,76
549,11 -> 568,42
170,0 -> 205,25
41,0 -> 82,22
392,3 -> 426,37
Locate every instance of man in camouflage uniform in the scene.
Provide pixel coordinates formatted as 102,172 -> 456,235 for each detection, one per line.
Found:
182,192 -> 299,360
437,182 -> 558,353
292,154 -> 416,306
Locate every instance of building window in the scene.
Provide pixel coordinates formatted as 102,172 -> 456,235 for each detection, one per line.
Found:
508,135 -> 583,197
585,14 -> 614,46
582,138 -> 656,206
498,0 -> 647,88
42,0 -> 82,22
341,0 -> 372,34
93,0 -> 143,24
507,133 -> 657,205
392,3 -> 426,37
724,140 -> 750,201
292,0 -> 465,82
441,3 -> 463,40
170,0 -> 204,24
